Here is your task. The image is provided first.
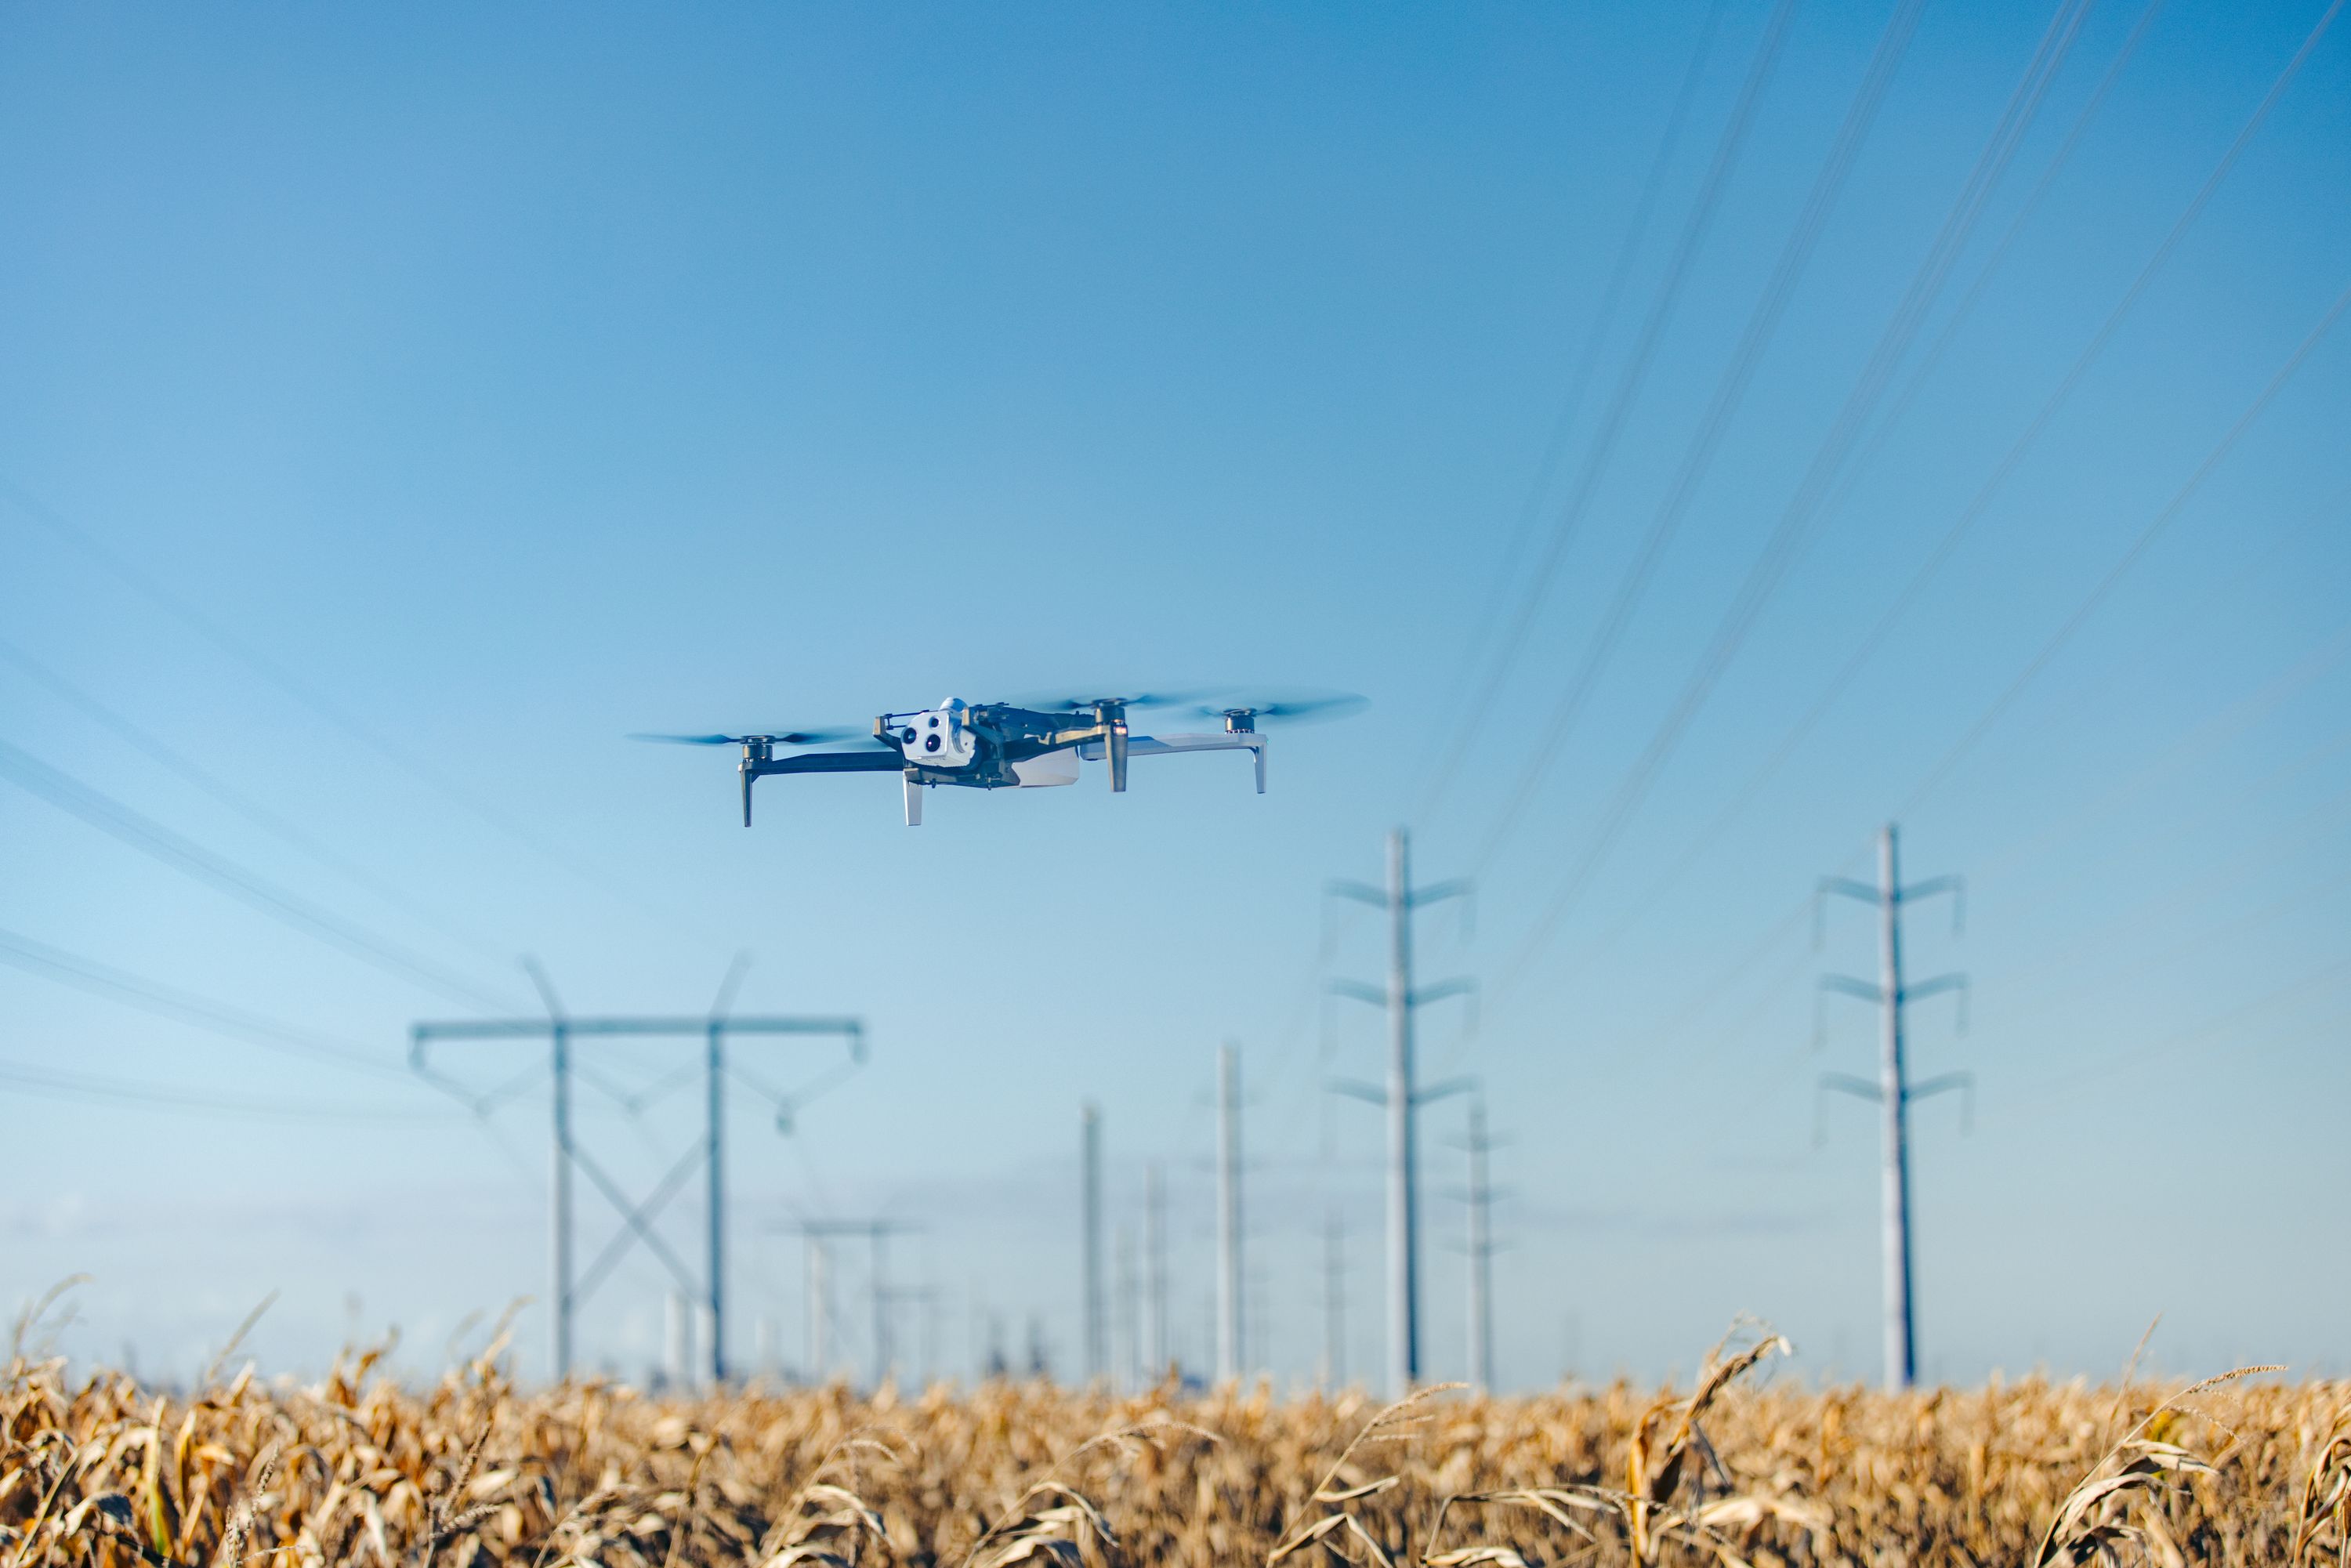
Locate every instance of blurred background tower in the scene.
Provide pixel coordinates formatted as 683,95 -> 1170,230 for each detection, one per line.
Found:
1081,1101 -> 1105,1381
1143,1162 -> 1168,1379
1817,823 -> 1970,1390
410,964 -> 866,1384
1215,1042 -> 1243,1382
1450,1095 -> 1500,1392
1320,1206 -> 1345,1389
1328,828 -> 1474,1396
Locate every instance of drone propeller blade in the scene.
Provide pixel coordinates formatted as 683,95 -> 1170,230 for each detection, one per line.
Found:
629,727 -> 873,748
1190,689 -> 1367,727
1003,686 -> 1228,713
767,728 -> 873,747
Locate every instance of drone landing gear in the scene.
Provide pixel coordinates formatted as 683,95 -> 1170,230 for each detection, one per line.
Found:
904,771 -> 923,827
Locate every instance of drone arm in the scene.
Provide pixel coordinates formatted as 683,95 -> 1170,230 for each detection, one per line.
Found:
740,749 -> 904,827
750,751 -> 904,777
1078,733 -> 1268,791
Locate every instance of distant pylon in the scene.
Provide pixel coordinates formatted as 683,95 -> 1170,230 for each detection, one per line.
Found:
411,961 -> 865,1383
1081,1102 -> 1105,1381
1817,823 -> 1971,1390
1320,1205 -> 1345,1389
1143,1162 -> 1168,1378
1446,1095 -> 1502,1391
773,1217 -> 919,1387
1328,827 -> 1476,1396
1215,1043 -> 1243,1382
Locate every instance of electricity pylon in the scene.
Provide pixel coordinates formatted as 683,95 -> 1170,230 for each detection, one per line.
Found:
1816,823 -> 1970,1390
411,960 -> 865,1382
1444,1094 -> 1505,1391
1215,1042 -> 1242,1382
773,1216 -> 922,1386
1081,1102 -> 1105,1381
1328,827 -> 1475,1396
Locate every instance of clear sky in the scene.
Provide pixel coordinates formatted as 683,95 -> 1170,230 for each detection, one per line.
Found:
2,1 -> 2345,1392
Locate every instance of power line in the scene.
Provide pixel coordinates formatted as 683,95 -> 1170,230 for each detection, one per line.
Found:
0,1056 -> 445,1123
0,737 -> 515,1012
1496,0 -> 2169,985
2009,950 -> 2351,1106
0,925 -> 411,1081
1412,0 -> 1802,825
1559,480 -> 2346,1006
1492,0 -> 2346,990
1971,615 -> 2351,886
1998,786 -> 2351,1018
0,633 -> 519,975
1679,718 -> 2351,1153
1469,0 -> 1937,871
0,480 -> 715,947
1422,0 -> 1731,750
1825,0 -> 2170,523
1895,281 -> 2351,819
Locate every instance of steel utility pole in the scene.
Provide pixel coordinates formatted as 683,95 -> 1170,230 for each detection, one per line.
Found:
411,964 -> 865,1383
804,1232 -> 831,1378
875,1283 -> 945,1386
773,1218 -> 921,1387
1114,1224 -> 1139,1389
1215,1042 -> 1243,1383
1328,828 -> 1474,1397
1320,1206 -> 1345,1389
1447,1096 -> 1502,1391
1143,1162 -> 1167,1380
1817,823 -> 1970,1390
1081,1102 -> 1106,1382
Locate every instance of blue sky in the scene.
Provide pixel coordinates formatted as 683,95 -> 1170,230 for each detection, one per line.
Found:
2,0 -> 2346,1391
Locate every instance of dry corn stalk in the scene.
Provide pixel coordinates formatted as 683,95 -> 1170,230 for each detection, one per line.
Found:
4,1290 -> 2337,1568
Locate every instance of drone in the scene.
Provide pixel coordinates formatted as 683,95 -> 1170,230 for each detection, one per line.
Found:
632,688 -> 1364,826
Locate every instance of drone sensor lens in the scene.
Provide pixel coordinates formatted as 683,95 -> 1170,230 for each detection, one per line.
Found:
924,733 -> 941,752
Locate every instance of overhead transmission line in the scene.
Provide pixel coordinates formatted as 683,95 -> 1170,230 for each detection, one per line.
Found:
0,1056 -> 447,1123
0,480 -> 715,947
0,925 -> 411,1081
1563,473 -> 2345,1006
1895,285 -> 2351,819
1496,0 -> 2167,981
1607,657 -> 2351,1156
2006,948 -> 2351,1107
1325,4 -> 1730,1132
2001,812 -> 2351,1019
1411,0 -> 1802,826
1478,0 -> 2102,898
1823,0 -> 2169,519
1492,0 -> 2346,994
1969,607 -> 2351,886
1469,0 -> 1941,872
0,634 -> 519,981
1427,0 -> 1731,734
0,736 -> 514,1012
1675,707 -> 2351,1141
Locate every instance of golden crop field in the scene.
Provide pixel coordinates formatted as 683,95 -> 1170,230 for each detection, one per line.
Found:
5,1312 -> 2347,1568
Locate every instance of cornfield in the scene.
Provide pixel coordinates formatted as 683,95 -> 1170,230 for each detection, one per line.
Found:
5,1298 -> 2347,1567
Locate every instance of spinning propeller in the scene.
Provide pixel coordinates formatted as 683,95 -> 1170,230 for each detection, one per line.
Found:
1002,689 -> 1219,714
629,729 -> 875,748
1190,689 -> 1367,732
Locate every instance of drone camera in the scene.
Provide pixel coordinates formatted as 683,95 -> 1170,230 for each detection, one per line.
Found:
879,703 -> 978,770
